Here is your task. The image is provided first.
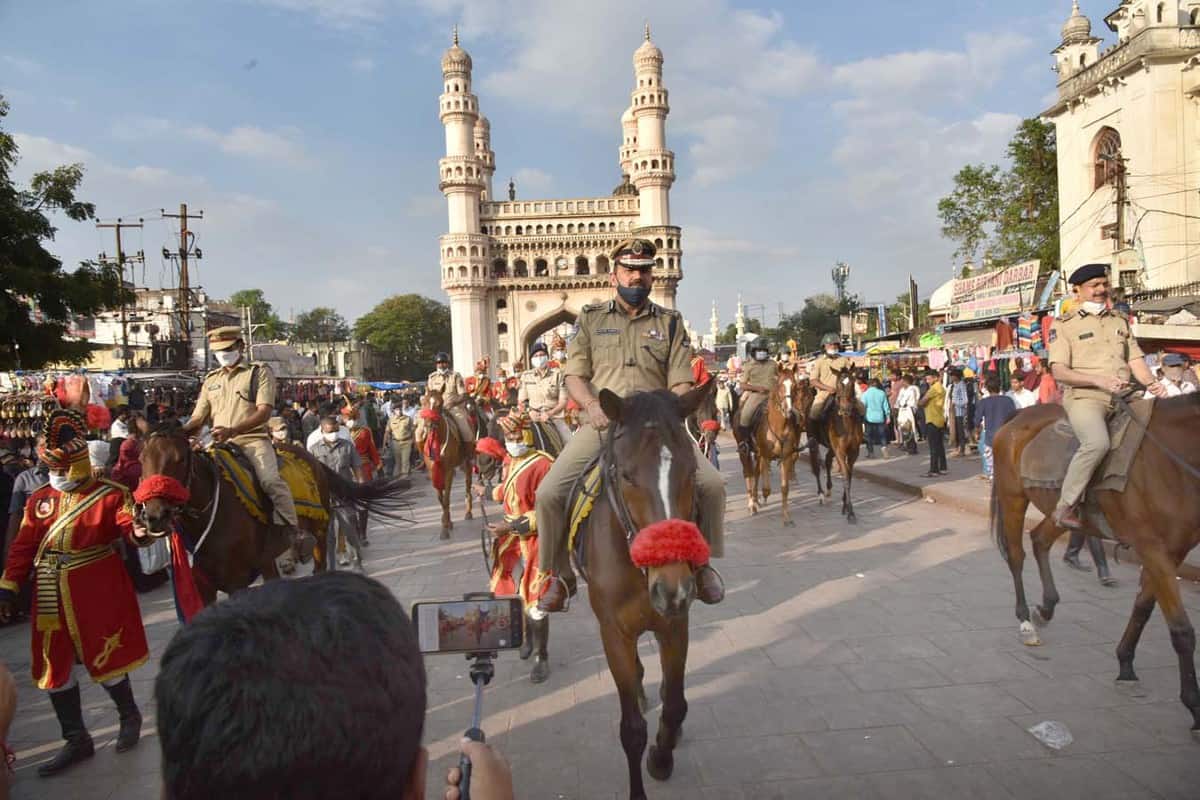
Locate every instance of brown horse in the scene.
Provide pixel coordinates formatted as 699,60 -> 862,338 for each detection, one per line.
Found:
734,373 -> 811,526
582,384 -> 714,800
136,425 -> 410,604
992,395 -> 1200,730
415,389 -> 476,539
685,378 -> 721,467
809,366 -> 864,522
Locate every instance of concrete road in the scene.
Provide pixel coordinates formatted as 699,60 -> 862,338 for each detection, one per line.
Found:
5,440 -> 1200,799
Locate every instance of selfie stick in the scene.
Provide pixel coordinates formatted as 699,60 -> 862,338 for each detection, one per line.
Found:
458,591 -> 497,800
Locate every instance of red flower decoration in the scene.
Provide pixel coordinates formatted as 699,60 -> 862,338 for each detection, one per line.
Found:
85,403 -> 111,431
475,437 -> 506,461
133,474 -> 191,505
419,408 -> 441,422
630,519 -> 710,569
699,420 -> 721,433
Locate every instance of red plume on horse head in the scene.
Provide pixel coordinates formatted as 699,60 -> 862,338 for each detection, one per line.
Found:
630,519 -> 710,569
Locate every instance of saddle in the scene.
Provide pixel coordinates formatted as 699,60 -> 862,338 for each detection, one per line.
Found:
1019,398 -> 1155,494
210,443 -> 328,526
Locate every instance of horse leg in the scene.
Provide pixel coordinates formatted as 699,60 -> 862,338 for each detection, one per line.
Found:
1141,549 -> 1200,730
439,483 -> 452,539
647,619 -> 689,782
463,461 -> 474,521
843,451 -> 857,524
809,444 -> 825,504
780,452 -> 795,528
999,495 -> 1039,645
635,650 -> 648,713
529,615 -> 550,684
824,449 -> 834,498
758,449 -> 771,503
1029,517 -> 1065,624
1115,568 -> 1156,690
600,628 -> 649,800
743,453 -> 759,515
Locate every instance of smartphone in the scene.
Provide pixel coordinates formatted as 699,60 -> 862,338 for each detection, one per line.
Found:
412,597 -> 524,654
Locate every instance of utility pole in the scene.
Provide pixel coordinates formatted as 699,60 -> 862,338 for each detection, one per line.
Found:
96,217 -> 145,370
1114,156 -> 1128,248
161,204 -> 204,343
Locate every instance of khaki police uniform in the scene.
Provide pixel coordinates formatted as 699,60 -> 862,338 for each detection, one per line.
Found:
1047,308 -> 1144,509
535,300 -> 727,577
426,369 -> 474,442
738,359 -> 779,427
809,353 -> 852,419
519,366 -> 570,442
385,412 -> 414,478
191,361 -> 299,528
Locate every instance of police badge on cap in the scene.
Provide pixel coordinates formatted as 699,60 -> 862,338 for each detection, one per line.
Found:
612,238 -> 657,270
1068,263 -> 1108,285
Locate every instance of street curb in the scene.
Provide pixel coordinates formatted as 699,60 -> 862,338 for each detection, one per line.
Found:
854,463 -> 1200,582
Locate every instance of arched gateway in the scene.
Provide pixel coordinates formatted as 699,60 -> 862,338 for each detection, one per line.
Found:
437,27 -> 684,374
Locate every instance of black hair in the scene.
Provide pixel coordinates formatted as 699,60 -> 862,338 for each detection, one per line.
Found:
986,375 -> 1002,394
320,415 -> 341,428
156,573 -> 426,800
869,378 -> 882,389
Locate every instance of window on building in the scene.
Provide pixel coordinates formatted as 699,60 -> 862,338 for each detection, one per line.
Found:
596,255 -> 610,274
492,259 -> 507,277
496,297 -> 507,310
498,349 -> 508,364
575,256 -> 590,275
1092,127 -> 1122,190
1157,3 -> 1166,23
498,322 -> 508,335
514,259 -> 528,277
534,258 -> 549,276
1192,8 -> 1200,25
1118,269 -> 1139,290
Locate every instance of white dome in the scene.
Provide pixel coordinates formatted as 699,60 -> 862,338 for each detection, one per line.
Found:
621,106 -> 635,126
1061,0 -> 1092,44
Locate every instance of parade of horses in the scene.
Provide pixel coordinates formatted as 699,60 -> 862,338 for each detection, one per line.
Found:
4,3 -> 1200,798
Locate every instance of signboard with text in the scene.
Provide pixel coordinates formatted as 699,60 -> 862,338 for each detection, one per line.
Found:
947,260 -> 1039,323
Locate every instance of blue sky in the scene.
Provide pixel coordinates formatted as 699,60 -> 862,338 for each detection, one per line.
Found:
2,0 -> 1103,334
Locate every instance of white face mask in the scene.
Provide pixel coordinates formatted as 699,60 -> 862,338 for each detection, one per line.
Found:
322,432 -> 338,443
437,366 -> 449,375
531,355 -> 549,370
272,430 -> 288,441
505,441 -> 529,458
825,347 -> 839,357
49,474 -> 83,493
215,350 -> 241,367
346,419 -> 357,429
554,350 -> 567,361
753,351 -> 768,361
1081,300 -> 1106,315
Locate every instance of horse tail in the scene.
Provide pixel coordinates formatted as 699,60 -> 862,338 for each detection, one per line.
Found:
990,474 -> 1008,565
322,466 -> 413,522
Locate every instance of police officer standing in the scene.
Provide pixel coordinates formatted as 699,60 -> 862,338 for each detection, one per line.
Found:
519,341 -> 570,444
535,239 -> 726,612
1048,264 -> 1166,529
184,327 -> 312,572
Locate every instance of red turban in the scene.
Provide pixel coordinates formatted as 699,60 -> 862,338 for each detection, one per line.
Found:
475,437 -> 505,461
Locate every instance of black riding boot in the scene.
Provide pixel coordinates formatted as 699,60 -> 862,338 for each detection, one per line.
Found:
1088,535 -> 1115,586
104,677 -> 143,752
1062,531 -> 1089,571
38,685 -> 94,777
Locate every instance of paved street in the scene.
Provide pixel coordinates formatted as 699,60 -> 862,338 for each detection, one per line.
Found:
5,434 -> 1200,799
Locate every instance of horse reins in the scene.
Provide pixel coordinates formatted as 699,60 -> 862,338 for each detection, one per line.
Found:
1112,394 -> 1200,482
603,425 -> 645,548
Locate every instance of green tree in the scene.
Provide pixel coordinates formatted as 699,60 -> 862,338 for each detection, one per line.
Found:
229,288 -> 285,340
0,96 -> 130,370
715,318 -> 762,345
885,291 -> 931,334
291,307 -> 349,343
795,294 -> 840,352
353,294 -> 451,379
937,118 -> 1059,276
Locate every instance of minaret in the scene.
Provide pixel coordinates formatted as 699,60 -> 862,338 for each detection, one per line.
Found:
1052,1 -> 1101,79
629,24 -> 674,228
709,301 -> 720,346
735,294 -> 746,338
439,28 -> 492,370
474,115 -> 495,201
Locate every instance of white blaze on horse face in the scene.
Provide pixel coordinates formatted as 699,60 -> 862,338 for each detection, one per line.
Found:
842,376 -> 851,386
657,444 -> 673,518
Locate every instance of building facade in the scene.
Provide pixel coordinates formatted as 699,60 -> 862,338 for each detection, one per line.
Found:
437,27 -> 683,373
1044,1 -> 1200,291
290,339 -> 392,381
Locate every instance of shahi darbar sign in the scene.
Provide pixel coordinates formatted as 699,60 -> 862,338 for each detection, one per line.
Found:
948,260 -> 1039,323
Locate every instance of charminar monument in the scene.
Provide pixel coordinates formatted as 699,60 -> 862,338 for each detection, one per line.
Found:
437,26 -> 683,372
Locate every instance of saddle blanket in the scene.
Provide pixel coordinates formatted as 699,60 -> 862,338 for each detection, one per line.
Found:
566,462 -> 605,575
1020,398 -> 1154,494
213,447 -> 329,527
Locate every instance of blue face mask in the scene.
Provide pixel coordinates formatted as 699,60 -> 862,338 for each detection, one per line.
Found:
616,284 -> 651,307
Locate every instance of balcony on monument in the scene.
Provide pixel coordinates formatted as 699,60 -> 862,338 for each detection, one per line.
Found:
1054,25 -> 1200,106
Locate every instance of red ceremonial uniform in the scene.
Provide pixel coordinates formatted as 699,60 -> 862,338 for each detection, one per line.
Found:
691,355 -> 711,387
351,426 -> 382,481
0,479 -> 149,690
488,450 -> 554,609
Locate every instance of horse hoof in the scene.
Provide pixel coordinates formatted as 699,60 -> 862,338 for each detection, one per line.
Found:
846,513 -> 857,524
1019,620 -> 1041,646
464,512 -> 474,521
519,640 -> 533,661
646,745 -> 674,782
439,529 -> 450,541
1033,607 -> 1053,626
783,518 -> 796,528
1114,679 -> 1146,698
530,659 -> 550,684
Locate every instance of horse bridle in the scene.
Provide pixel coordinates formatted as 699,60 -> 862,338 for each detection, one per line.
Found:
140,431 -> 222,550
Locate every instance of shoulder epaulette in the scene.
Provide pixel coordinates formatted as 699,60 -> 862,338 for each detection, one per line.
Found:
204,367 -> 222,378
581,301 -> 610,313
1058,311 -> 1077,322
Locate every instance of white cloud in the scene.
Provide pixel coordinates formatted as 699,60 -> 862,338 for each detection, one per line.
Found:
184,124 -> 311,166
2,55 -> 41,75
512,167 -> 553,195
351,56 -> 376,73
